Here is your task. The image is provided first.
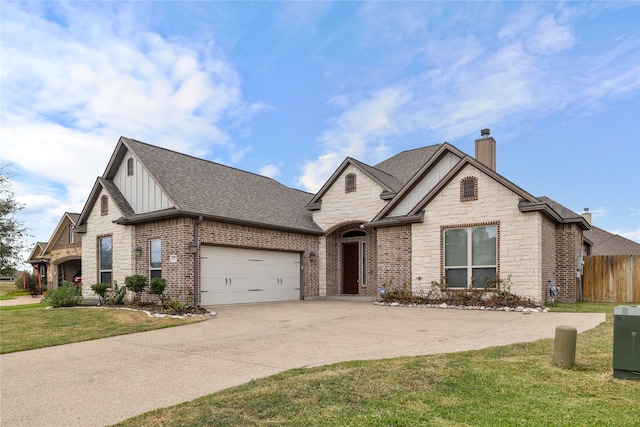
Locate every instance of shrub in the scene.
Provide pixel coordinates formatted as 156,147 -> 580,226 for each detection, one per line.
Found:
149,277 -> 167,306
43,282 -> 82,307
90,283 -> 111,305
124,274 -> 147,303
163,296 -> 185,314
105,281 -> 126,305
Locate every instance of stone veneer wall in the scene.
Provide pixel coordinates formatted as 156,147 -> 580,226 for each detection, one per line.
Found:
312,164 -> 389,294
47,231 -> 82,290
376,225 -> 411,291
411,164 -> 544,302
313,164 -> 387,231
81,189 -> 135,301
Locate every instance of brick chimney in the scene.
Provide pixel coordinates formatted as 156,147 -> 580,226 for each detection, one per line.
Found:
475,128 -> 496,171
582,207 -> 592,225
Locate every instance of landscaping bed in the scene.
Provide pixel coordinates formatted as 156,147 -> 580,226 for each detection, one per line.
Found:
377,284 -> 546,311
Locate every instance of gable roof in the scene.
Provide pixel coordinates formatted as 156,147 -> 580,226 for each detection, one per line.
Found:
306,144 -> 443,209
42,212 -> 81,255
374,144 -> 443,187
80,137 -> 322,234
584,226 -> 640,255
369,148 -> 590,230
26,242 -> 48,264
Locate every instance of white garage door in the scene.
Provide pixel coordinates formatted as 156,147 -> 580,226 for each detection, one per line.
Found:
200,246 -> 302,305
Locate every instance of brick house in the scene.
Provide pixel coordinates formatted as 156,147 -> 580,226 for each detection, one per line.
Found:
76,133 -> 589,305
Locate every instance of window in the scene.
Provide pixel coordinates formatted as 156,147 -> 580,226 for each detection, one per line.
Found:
345,173 -> 356,192
362,242 -> 367,286
444,225 -> 497,287
343,230 -> 366,238
150,239 -> 162,279
99,236 -> 113,284
69,224 -> 75,244
127,158 -> 134,176
101,195 -> 108,216
460,176 -> 478,201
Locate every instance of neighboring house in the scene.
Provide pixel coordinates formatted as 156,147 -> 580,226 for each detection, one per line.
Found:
41,212 -> 82,289
25,241 -> 48,291
77,133 -> 590,305
583,225 -> 640,256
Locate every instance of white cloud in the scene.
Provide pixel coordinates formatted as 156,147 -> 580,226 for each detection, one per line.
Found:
0,2 -> 256,244
620,228 -> 640,244
297,3 -> 639,193
526,14 -> 576,55
259,165 -> 281,179
297,87 -> 409,192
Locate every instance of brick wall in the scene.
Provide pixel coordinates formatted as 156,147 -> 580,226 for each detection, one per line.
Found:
324,223 -> 378,296
555,223 -> 581,302
541,216 -> 556,303
133,218 -> 319,304
196,219 -> 319,299
376,225 -> 411,291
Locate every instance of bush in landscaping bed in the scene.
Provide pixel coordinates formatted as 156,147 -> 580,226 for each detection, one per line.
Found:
379,280 -> 540,308
43,282 -> 82,307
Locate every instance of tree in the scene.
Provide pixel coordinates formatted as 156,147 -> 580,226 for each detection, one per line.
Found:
0,166 -> 30,276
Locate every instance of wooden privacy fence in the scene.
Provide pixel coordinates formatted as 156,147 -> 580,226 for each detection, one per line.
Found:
582,255 -> 640,303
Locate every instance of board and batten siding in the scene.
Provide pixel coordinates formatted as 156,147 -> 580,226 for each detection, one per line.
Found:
389,151 -> 461,217
113,151 -> 173,213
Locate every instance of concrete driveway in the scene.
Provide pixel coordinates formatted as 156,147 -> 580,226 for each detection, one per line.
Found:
0,300 -> 605,426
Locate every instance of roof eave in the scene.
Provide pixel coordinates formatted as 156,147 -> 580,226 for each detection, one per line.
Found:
115,209 -> 324,235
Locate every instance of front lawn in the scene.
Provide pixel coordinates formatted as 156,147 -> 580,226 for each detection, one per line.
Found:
116,302 -> 638,427
0,304 -> 206,354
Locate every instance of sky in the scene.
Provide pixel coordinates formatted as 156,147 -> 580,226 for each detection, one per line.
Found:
1,1 -> 639,268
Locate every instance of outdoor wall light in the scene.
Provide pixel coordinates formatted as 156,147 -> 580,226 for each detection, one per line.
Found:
134,245 -> 142,256
189,241 -> 198,254
309,251 -> 316,260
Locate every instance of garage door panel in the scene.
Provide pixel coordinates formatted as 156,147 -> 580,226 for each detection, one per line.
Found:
201,246 -> 301,305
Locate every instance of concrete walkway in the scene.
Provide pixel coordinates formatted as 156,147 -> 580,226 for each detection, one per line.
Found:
0,300 -> 605,427
0,294 -> 43,307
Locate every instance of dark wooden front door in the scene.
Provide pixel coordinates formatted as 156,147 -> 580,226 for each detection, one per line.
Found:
343,243 -> 359,294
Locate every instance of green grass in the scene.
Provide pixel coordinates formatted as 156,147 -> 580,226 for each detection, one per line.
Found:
116,302 -> 638,427
0,304 -> 205,354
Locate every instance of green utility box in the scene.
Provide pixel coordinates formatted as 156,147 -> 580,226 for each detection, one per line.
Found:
613,306 -> 640,380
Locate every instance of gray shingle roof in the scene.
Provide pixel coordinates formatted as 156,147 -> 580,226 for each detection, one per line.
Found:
584,226 -> 640,255
537,196 -> 585,222
374,144 -> 442,187
121,138 -> 321,234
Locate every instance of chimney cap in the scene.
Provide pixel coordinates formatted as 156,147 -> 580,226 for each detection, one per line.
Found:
481,128 -> 490,137
584,207 -> 589,212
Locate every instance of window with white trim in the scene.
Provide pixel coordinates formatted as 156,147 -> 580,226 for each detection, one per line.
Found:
444,225 -> 497,287
99,236 -> 113,284
150,239 -> 162,279
69,224 -> 75,244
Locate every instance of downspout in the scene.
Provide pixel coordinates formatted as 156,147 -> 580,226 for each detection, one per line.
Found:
193,216 -> 203,306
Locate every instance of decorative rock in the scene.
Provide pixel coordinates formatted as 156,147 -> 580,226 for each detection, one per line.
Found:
503,307 -> 512,312
390,302 -> 400,307
439,303 -> 448,309
515,306 -> 524,312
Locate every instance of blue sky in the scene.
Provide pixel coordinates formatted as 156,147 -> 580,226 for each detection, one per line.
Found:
1,1 -> 639,265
